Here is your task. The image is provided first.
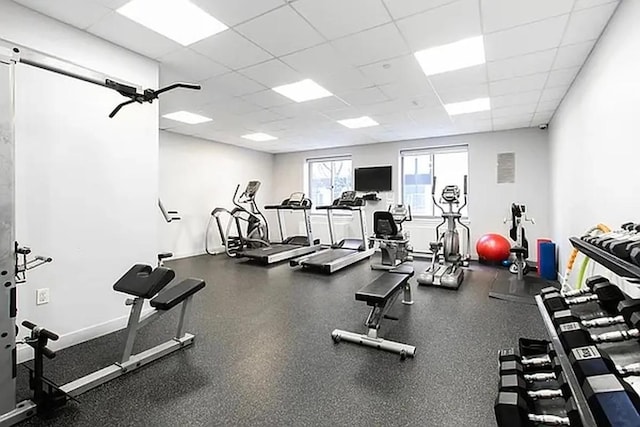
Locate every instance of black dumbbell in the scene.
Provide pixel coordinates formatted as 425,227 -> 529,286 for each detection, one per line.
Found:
600,224 -> 640,252
583,222 -> 636,247
569,345 -> 640,386
499,360 -> 557,383
500,372 -> 570,401
541,275 -> 609,299
542,282 -> 625,314
495,391 -> 580,427
557,315 -> 640,351
553,299 -> 640,329
631,245 -> 640,267
498,348 -> 555,372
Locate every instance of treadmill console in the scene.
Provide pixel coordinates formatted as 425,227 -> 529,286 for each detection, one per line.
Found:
283,192 -> 310,207
334,191 -> 363,207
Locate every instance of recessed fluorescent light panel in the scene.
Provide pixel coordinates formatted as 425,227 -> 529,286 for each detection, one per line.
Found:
272,79 -> 333,103
444,98 -> 491,116
415,36 -> 485,77
242,133 -> 278,142
163,111 -> 212,124
117,0 -> 228,46
338,116 -> 379,129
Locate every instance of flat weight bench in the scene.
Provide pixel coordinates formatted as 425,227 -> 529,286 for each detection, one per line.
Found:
331,264 -> 415,360
60,264 -> 205,397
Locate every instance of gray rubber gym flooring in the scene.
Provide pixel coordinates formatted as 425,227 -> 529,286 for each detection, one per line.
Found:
17,255 -> 547,426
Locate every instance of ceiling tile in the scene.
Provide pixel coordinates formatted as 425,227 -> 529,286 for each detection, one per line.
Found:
339,87 -> 390,106
489,73 -> 547,96
203,96 -> 263,116
293,0 -> 391,40
536,99 -> 561,111
492,103 -> 537,119
313,68 -> 375,94
490,91 -> 541,108
281,43 -> 352,77
16,0 -> 113,29
358,55 -> 426,86
379,77 -> 440,100
236,6 -> 324,56
484,15 -> 568,61
205,72 -> 266,97
481,0 -> 574,33
435,83 -> 490,104
87,11 -> 180,58
553,41 -> 596,69
539,85 -> 570,103
331,23 -> 409,67
487,49 -> 557,81
383,0 -> 460,20
428,64 -> 488,90
493,114 -> 533,129
450,110 -> 492,122
92,0 -> 129,9
191,0 -> 285,26
190,30 -> 272,70
240,108 -> 286,125
242,90 -> 295,109
532,110 -> 554,124
159,48 -> 229,82
574,0 -> 619,10
238,59 -> 302,88
396,0 -> 482,51
546,67 -> 580,88
562,2 -> 618,45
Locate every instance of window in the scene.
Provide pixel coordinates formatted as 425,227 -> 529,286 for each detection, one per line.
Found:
307,157 -> 352,208
401,146 -> 468,217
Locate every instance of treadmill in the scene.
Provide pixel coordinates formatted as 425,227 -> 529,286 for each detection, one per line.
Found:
238,192 -> 321,264
290,191 -> 375,274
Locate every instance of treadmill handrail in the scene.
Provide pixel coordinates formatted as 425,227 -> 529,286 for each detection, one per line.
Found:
264,204 -> 313,210
317,205 -> 363,210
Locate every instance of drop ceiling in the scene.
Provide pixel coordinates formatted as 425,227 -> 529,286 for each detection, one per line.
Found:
13,0 -> 619,153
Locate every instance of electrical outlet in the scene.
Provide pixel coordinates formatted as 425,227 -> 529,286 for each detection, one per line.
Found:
36,288 -> 49,305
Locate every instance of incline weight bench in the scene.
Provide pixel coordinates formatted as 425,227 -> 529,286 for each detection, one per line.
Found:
331,264 -> 415,360
4,264 -> 205,425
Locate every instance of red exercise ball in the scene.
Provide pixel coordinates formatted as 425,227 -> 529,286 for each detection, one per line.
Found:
476,233 -> 511,262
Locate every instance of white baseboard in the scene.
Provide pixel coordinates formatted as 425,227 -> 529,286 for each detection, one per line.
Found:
16,311 -> 143,363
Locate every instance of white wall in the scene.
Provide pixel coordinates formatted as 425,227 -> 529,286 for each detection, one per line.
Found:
159,131 -> 275,258
273,128 -> 551,259
1,2 -> 160,359
549,1 -> 638,293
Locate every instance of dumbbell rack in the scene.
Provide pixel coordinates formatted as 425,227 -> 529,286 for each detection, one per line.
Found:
535,295 -> 598,426
570,237 -> 640,280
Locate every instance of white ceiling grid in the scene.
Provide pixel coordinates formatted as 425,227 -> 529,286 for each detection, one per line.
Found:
14,0 -> 620,153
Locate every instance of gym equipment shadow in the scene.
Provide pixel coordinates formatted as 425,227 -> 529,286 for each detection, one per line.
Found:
488,266 -> 559,305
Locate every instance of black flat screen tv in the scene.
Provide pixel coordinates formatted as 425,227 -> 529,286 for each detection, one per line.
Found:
354,166 -> 392,192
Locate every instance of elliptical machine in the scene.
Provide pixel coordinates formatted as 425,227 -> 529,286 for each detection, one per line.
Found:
369,205 -> 413,270
417,176 -> 470,289
505,203 -> 534,280
206,181 -> 269,256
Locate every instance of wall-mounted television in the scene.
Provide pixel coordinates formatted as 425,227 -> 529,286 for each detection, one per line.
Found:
354,166 -> 392,192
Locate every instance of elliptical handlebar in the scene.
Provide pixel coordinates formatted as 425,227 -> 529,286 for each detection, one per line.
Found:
457,175 -> 468,214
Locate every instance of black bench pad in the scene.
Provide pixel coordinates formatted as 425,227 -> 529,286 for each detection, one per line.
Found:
356,272 -> 411,306
113,265 -> 176,299
150,278 -> 205,311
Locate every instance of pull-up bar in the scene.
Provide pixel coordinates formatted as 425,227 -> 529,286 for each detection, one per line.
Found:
5,41 -> 201,117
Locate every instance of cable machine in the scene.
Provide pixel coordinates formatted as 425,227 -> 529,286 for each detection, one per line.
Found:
0,40 -> 200,426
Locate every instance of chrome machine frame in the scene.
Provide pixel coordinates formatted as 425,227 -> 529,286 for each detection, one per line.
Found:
0,41 -> 201,427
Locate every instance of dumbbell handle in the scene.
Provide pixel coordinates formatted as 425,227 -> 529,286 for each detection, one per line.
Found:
524,372 -> 557,382
582,315 -> 625,328
591,328 -> 640,343
617,363 -> 640,376
521,355 -> 552,367
528,414 -> 570,425
566,294 -> 599,305
528,389 -> 563,399
563,288 -> 590,298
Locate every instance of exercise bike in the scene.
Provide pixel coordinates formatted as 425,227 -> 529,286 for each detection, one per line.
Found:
417,176 -> 470,289
505,203 -> 534,280
369,204 -> 413,270
206,181 -> 269,257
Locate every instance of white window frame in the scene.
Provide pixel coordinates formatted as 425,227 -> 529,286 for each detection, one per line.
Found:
399,145 -> 469,219
306,155 -> 353,214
